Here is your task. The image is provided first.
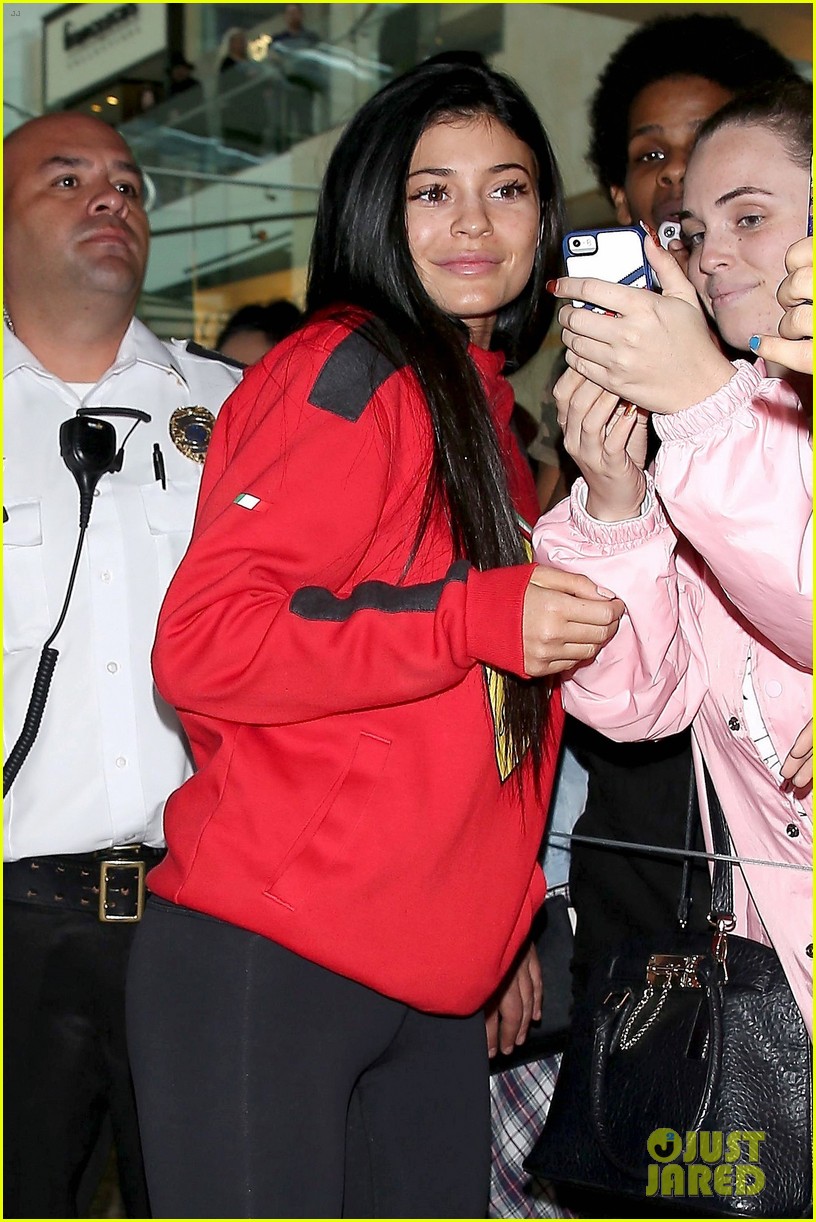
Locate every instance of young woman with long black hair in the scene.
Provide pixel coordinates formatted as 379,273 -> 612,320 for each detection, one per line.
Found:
127,55 -> 623,1218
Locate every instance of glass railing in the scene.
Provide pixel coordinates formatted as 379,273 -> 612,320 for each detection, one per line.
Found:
120,3 -> 505,342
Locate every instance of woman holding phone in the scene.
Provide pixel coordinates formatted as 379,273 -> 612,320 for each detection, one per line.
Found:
535,77 -> 812,1033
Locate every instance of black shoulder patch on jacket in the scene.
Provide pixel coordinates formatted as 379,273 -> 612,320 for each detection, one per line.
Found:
308,328 -> 401,422
291,561 -> 469,622
185,341 -> 246,370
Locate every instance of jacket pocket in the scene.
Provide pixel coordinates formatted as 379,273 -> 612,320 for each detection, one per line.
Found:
139,480 -> 199,588
4,500 -> 50,652
264,731 -> 391,910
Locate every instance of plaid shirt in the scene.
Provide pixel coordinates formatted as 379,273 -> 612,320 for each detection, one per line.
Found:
489,1056 -> 573,1218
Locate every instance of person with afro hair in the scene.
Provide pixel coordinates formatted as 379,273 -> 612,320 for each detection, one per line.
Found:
588,12 -> 795,231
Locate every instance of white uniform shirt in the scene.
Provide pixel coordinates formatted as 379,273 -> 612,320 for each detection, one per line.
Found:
3,319 -> 242,859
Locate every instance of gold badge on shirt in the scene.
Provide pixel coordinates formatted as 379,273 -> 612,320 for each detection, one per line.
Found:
169,406 -> 215,463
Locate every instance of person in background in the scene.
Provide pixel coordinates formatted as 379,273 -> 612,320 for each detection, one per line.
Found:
126,54 -> 625,1219
218,27 -> 249,74
529,348 -> 573,512
2,113 -> 241,1219
488,17 -> 797,1217
214,299 -> 303,366
271,4 -> 324,146
542,73 -> 812,1033
168,51 -> 200,97
217,28 -> 263,154
562,11 -> 797,1002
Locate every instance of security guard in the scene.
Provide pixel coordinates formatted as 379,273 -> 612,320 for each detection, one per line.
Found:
3,113 -> 241,1218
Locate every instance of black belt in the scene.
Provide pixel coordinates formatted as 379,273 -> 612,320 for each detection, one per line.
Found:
4,845 -> 165,922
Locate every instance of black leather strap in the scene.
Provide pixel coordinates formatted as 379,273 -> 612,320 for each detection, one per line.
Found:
700,760 -> 735,921
675,763 -> 698,929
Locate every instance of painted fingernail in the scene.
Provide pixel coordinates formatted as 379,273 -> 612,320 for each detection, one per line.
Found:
749,335 -> 761,351
639,220 -> 659,245
545,279 -> 558,293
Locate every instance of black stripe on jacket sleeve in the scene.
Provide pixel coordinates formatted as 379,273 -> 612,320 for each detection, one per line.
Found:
307,328 -> 401,422
291,561 -> 469,621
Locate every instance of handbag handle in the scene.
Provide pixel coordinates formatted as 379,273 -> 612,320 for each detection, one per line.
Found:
702,761 -> 735,924
675,763 -> 698,928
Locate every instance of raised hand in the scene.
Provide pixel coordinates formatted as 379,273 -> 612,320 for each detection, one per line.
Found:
750,237 -> 813,375
551,234 -> 734,414
554,364 -> 648,521
781,719 -> 813,793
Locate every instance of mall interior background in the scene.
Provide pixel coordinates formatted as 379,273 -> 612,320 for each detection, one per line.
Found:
4,1 -> 813,412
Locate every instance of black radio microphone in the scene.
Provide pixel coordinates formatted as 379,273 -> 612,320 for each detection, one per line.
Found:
75,405 -> 152,475
59,416 -> 118,529
5,407 -> 150,796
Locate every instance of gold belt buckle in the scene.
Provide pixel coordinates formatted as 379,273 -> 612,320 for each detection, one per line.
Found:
98,858 -> 146,922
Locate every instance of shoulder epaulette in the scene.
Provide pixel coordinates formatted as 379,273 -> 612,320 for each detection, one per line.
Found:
185,341 -> 246,370
307,325 -> 403,422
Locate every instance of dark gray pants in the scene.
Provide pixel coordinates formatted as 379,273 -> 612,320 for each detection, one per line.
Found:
4,898 -> 150,1218
127,897 -> 491,1218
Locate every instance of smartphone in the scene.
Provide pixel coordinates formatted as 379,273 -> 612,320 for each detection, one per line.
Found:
562,227 -> 653,311
657,220 -> 681,249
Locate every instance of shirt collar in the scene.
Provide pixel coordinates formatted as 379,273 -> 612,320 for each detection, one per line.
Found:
3,317 -> 189,389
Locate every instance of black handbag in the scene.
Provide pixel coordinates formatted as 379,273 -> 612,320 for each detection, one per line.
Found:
524,763 -> 812,1218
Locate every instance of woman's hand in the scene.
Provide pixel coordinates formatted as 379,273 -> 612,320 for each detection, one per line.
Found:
554,365 -> 648,521
551,234 -> 734,414
751,237 -> 813,375
485,941 -> 542,1057
522,565 -> 624,676
781,719 -> 813,793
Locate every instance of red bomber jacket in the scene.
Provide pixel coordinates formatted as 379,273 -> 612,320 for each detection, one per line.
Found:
149,311 -> 564,1015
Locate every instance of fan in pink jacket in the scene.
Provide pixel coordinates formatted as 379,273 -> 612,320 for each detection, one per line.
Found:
535,80 -> 813,1034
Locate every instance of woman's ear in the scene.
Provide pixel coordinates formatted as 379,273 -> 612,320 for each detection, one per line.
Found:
609,184 -> 633,226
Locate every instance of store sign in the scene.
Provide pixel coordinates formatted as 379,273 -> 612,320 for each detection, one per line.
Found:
44,3 -> 167,107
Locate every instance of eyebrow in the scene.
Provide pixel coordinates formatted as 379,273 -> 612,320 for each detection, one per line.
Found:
629,117 -> 706,141
38,154 -> 143,181
678,185 -> 774,220
407,161 -> 532,179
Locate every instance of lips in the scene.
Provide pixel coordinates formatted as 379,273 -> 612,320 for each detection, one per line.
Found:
708,283 -> 755,307
436,253 -> 502,275
653,200 -> 683,228
80,222 -> 133,249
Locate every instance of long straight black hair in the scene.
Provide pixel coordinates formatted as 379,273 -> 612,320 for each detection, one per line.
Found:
307,54 -> 565,785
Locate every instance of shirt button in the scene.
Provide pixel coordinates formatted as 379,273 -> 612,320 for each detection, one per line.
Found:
728,716 -> 741,732
765,680 -> 783,698
106,662 -> 119,674
115,756 -> 127,769
806,944 -> 813,959
100,570 -> 112,583
786,823 -> 800,838
93,488 -> 100,498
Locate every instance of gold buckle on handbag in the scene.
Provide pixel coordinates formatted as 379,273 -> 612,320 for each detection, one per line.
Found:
98,859 -> 146,923
646,953 -> 704,989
